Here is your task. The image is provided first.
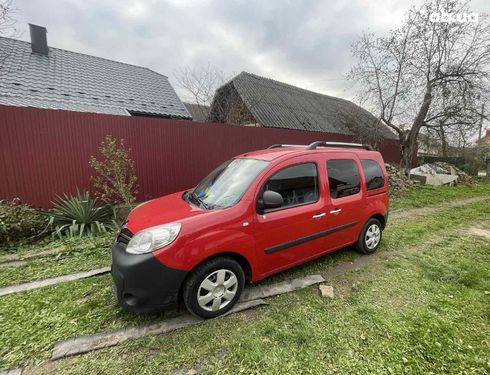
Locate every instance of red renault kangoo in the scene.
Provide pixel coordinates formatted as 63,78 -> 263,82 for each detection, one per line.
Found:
111,142 -> 389,318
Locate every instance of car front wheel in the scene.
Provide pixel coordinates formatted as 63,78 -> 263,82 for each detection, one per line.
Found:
356,218 -> 383,254
183,257 -> 245,319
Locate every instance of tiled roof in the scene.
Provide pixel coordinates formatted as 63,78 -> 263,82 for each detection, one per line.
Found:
214,72 -> 397,139
0,37 -> 191,118
183,102 -> 210,122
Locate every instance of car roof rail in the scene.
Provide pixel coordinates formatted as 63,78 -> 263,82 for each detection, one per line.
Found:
307,141 -> 373,151
268,144 -> 306,149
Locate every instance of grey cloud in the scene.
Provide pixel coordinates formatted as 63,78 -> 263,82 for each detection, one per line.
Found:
12,0 -> 490,101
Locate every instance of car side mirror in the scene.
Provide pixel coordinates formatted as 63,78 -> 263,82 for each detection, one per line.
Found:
260,190 -> 283,210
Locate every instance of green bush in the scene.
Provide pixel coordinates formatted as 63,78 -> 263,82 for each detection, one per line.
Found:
48,191 -> 118,238
89,135 -> 138,205
0,199 -> 48,245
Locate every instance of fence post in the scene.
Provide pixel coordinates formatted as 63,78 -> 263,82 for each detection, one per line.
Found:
486,157 -> 490,178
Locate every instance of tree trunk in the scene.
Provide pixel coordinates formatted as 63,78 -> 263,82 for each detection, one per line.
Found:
439,123 -> 448,157
399,84 -> 433,175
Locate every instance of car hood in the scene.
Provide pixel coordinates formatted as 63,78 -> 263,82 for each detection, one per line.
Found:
126,191 -> 208,234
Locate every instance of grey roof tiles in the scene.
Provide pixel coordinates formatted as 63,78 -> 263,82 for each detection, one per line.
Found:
0,37 -> 191,118
223,72 -> 397,139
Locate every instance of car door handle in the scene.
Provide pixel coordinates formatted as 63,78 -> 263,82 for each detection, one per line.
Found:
312,213 -> 326,219
330,209 -> 342,215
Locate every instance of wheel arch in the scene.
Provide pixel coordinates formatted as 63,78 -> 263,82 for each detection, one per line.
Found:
370,213 -> 386,229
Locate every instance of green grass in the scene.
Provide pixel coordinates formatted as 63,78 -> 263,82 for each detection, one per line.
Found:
53,222 -> 490,374
0,234 -> 112,288
390,179 -> 490,209
0,201 -> 489,371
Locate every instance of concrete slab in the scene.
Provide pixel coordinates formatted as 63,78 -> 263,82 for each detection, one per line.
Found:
50,273 -> 325,360
0,267 -> 110,297
241,274 -> 325,302
0,247 -> 65,265
0,260 -> 27,269
51,299 -> 266,360
0,368 -> 23,375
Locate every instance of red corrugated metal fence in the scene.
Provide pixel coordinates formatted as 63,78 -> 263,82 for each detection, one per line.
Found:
0,105 -> 401,207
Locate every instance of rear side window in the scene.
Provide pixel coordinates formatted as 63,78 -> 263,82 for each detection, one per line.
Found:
326,159 -> 360,198
263,163 -> 318,209
361,159 -> 385,190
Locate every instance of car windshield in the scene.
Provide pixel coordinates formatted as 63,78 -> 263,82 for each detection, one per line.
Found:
190,158 -> 269,209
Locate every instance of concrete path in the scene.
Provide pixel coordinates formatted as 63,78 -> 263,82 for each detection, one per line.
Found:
50,273 -> 325,360
51,299 -> 267,360
0,267 -> 110,297
241,274 -> 324,302
389,195 -> 489,221
0,368 -> 23,375
0,247 -> 67,265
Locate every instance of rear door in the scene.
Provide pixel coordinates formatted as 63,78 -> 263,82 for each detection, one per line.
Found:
322,153 -> 365,250
253,156 -> 329,277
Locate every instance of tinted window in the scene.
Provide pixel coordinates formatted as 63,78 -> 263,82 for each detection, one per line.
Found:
192,158 -> 269,209
361,159 -> 385,190
263,163 -> 318,209
327,159 -> 360,198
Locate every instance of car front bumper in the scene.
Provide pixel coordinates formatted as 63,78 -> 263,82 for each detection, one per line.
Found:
111,242 -> 188,313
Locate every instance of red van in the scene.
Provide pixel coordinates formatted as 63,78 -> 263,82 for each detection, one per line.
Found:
111,142 -> 389,318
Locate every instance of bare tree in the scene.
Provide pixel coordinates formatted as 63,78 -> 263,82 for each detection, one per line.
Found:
0,0 -> 19,75
349,0 -> 490,173
0,0 -> 16,35
174,64 -> 228,121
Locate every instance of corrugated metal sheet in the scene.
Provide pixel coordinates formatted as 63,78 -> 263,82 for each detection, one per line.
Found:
0,105 -> 401,207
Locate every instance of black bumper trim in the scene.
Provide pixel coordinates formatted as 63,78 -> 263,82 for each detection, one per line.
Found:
111,243 -> 188,313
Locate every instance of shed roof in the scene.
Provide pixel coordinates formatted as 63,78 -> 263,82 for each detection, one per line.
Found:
183,102 -> 210,122
213,72 -> 396,139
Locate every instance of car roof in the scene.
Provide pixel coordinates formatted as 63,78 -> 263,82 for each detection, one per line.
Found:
237,146 -> 381,162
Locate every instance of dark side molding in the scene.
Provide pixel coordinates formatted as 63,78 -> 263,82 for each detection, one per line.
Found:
265,221 -> 358,254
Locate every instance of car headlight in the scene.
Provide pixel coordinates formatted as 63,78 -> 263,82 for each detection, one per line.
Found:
126,223 -> 181,255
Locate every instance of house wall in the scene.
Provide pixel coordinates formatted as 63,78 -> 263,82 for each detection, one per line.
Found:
0,105 -> 401,207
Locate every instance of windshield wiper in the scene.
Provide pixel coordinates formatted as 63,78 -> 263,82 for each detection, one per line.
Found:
189,191 -> 213,210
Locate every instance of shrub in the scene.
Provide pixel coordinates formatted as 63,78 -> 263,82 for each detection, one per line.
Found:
0,199 -> 48,245
89,135 -> 138,205
49,191 -> 117,238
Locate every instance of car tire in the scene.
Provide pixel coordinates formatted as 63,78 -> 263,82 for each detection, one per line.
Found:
356,218 -> 383,254
183,257 -> 245,319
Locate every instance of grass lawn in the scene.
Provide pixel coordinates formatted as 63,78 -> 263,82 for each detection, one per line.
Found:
62,229 -> 489,375
389,179 -> 490,209
0,195 -> 489,372
0,234 -> 112,288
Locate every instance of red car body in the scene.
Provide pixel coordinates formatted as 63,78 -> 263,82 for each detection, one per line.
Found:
112,144 -> 389,314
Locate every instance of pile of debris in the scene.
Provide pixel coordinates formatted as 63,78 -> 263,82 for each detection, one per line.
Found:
385,163 -> 415,192
410,162 -> 476,186
433,162 -> 477,184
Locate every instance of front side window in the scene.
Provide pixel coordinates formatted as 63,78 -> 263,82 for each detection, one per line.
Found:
361,159 -> 384,190
263,163 -> 319,210
191,158 -> 269,209
327,159 -> 360,198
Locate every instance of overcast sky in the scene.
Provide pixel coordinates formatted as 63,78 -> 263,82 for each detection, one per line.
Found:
12,0 -> 490,103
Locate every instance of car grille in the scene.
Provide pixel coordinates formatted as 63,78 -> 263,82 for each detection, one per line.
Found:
116,228 -> 134,246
